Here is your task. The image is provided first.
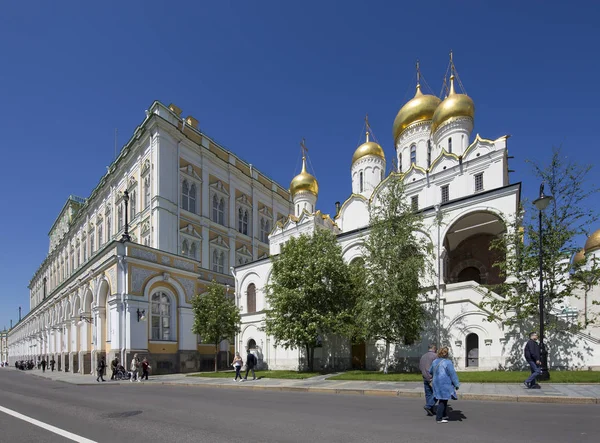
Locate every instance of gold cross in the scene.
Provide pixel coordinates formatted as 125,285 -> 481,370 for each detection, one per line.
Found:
300,138 -> 308,159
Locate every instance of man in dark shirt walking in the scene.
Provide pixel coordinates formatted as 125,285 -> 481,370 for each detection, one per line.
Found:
419,344 -> 438,416
244,350 -> 257,381
524,332 -> 542,389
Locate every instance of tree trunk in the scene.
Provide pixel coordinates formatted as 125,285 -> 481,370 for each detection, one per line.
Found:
310,347 -> 315,372
214,343 -> 218,372
383,340 -> 390,374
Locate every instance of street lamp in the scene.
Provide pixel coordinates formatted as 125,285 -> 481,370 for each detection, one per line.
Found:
121,190 -> 132,242
533,183 -> 553,380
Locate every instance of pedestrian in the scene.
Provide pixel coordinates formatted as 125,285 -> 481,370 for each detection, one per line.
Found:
110,356 -> 119,380
130,353 -> 140,382
231,352 -> 243,381
429,346 -> 460,424
244,349 -> 256,381
50,358 -> 55,372
96,357 -> 106,382
41,358 -> 47,373
141,357 -> 151,381
524,332 -> 542,389
419,344 -> 438,416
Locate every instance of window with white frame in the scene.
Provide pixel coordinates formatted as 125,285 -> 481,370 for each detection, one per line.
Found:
212,249 -> 226,274
441,185 -> 449,204
130,189 -> 137,220
90,229 -> 95,255
181,179 -> 197,213
190,242 -> 197,259
151,291 -> 172,341
411,195 -> 419,211
475,173 -> 484,192
144,176 -> 151,209
410,145 -> 417,165
260,218 -> 271,243
181,239 -> 189,256
70,247 -> 74,272
212,195 -> 226,225
359,171 -> 364,193
76,241 -> 80,268
97,221 -> 103,246
117,204 -> 123,231
237,207 -> 249,235
106,212 -> 111,240
247,283 -> 256,313
82,235 -> 87,261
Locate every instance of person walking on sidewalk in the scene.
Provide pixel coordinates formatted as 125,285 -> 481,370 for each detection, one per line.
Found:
50,358 -> 55,372
244,350 -> 256,381
41,358 -> 47,373
429,347 -> 460,424
110,357 -> 119,380
231,352 -> 243,381
419,344 -> 437,416
524,332 -> 542,389
130,354 -> 140,382
141,357 -> 151,381
96,358 -> 106,382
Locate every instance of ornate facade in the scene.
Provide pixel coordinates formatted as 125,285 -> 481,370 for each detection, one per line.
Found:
233,60 -> 600,371
7,101 -> 292,374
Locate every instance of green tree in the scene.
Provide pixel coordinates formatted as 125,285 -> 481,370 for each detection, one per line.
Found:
264,229 -> 355,371
359,174 -> 433,373
191,281 -> 241,372
482,148 -> 600,332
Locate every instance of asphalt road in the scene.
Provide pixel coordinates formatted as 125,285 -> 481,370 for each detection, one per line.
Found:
0,370 -> 596,443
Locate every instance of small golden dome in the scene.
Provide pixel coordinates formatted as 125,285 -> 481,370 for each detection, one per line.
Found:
290,156 -> 318,198
393,85 -> 441,142
584,229 -> 600,253
352,131 -> 385,164
573,249 -> 586,264
431,75 -> 475,134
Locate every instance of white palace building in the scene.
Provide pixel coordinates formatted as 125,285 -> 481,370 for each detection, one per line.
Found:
233,62 -> 600,372
7,60 -> 600,374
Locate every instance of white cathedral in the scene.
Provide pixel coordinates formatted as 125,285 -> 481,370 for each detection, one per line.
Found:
233,62 -> 600,372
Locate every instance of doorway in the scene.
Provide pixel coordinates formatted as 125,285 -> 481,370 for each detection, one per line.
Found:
466,333 -> 479,367
351,342 -> 366,369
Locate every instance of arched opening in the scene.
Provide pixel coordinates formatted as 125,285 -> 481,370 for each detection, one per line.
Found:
247,284 -> 256,313
466,333 -> 479,367
444,212 -> 506,286
247,339 -> 257,350
457,267 -> 481,284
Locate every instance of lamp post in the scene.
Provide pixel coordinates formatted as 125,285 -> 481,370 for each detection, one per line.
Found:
533,183 -> 553,380
121,190 -> 131,242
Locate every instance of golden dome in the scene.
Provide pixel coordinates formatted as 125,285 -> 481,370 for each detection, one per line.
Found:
352,131 -> 385,164
573,249 -> 585,264
584,229 -> 600,253
290,156 -> 318,198
431,75 -> 475,134
393,85 -> 441,142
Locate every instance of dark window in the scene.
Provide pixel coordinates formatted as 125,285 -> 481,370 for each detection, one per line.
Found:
359,171 -> 364,193
427,141 -> 432,168
247,283 -> 256,313
411,195 -> 419,211
410,145 -> 416,165
441,185 -> 449,203
475,173 -> 484,192
448,137 -> 453,153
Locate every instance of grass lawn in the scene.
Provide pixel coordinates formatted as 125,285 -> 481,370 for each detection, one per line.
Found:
327,370 -> 600,383
187,370 -> 321,380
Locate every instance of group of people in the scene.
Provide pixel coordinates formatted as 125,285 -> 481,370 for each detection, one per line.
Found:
96,354 -> 151,382
231,349 -> 257,381
419,332 -> 544,423
13,358 -> 55,371
0,361 -> 9,367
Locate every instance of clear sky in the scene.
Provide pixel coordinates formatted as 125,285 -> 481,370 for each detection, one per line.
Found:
1,0 -> 599,329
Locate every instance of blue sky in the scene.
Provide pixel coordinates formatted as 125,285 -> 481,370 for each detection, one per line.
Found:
1,1 -> 599,329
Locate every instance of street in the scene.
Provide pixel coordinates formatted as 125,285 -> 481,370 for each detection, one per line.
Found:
0,370 -> 596,443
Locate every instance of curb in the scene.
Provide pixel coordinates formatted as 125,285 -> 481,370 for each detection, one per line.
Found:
155,382 -> 600,405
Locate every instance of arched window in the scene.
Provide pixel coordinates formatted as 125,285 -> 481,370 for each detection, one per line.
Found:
410,145 -> 417,165
212,195 -> 219,221
151,291 -> 171,341
130,190 -> 137,219
90,231 -> 95,255
427,140 -> 432,168
144,177 -> 151,209
97,223 -> 103,246
181,239 -> 189,257
219,251 -> 225,273
238,208 -> 243,233
359,171 -> 364,193
218,198 -> 225,225
265,220 -> 270,241
448,137 -> 452,153
212,250 -> 219,272
189,184 -> 196,214
260,218 -> 266,242
181,180 -> 189,211
242,210 -> 249,235
70,247 -> 75,272
247,283 -> 256,313
190,242 -> 197,259
117,205 -> 123,231
106,214 -> 112,240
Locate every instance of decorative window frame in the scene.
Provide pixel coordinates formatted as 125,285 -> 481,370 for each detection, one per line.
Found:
236,193 -> 252,236
236,244 -> 253,266
180,165 -> 201,215
210,235 -> 229,274
149,289 -> 176,342
179,223 -> 202,260
210,180 -> 229,226
258,206 -> 272,244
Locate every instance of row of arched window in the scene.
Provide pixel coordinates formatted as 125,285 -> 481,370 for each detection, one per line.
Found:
400,139 -> 453,172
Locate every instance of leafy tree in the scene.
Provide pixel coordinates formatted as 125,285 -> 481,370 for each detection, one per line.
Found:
358,174 -> 433,373
191,281 -> 241,372
264,229 -> 356,371
481,148 -> 600,332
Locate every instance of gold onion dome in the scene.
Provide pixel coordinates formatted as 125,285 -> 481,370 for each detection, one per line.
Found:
393,84 -> 441,142
584,229 -> 600,253
431,75 -> 475,134
290,156 -> 318,198
573,249 -> 585,264
352,131 -> 385,164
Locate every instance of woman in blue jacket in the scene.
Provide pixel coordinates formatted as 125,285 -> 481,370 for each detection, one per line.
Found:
429,346 -> 460,423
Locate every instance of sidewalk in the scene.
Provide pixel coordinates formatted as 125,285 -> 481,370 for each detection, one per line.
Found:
5,367 -> 599,405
